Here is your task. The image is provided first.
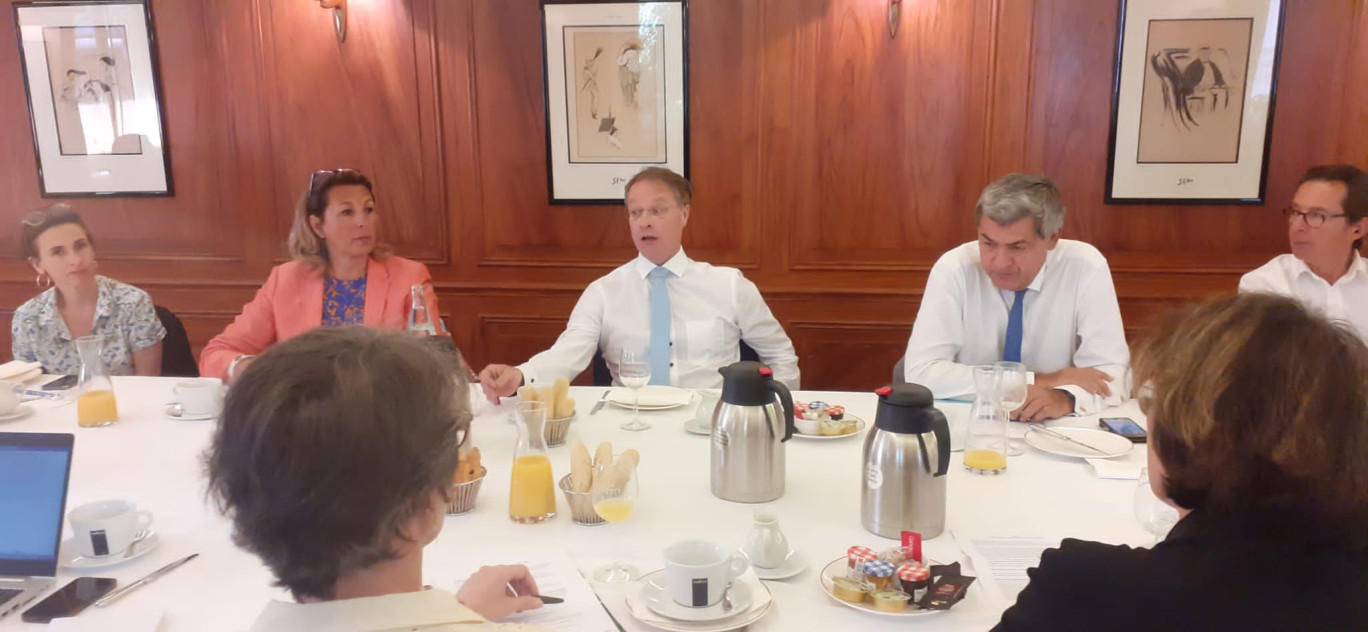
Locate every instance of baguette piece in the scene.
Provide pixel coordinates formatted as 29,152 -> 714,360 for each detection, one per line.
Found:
551,377 -> 573,419
569,441 -> 593,493
594,441 -> 614,470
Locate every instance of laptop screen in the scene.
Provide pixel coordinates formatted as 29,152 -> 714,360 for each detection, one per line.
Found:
0,433 -> 74,577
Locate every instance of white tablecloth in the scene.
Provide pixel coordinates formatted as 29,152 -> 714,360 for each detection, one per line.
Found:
0,377 -> 1151,631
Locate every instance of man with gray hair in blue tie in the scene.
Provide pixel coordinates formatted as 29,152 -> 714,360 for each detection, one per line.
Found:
479,167 -> 799,404
900,173 -> 1128,421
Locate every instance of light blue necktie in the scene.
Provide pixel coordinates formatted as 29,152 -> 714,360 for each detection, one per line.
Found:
647,266 -> 673,385
1003,289 -> 1027,363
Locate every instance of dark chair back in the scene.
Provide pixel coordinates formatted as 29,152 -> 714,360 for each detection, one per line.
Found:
155,306 -> 199,377
590,340 -> 760,387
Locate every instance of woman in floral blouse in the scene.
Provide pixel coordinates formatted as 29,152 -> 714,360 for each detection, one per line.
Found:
11,205 -> 165,376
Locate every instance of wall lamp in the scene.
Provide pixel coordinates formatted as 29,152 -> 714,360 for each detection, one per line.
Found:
317,0 -> 347,43
888,0 -> 902,38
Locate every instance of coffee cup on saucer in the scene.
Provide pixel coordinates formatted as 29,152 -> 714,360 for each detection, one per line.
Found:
172,378 -> 223,418
663,539 -> 750,608
68,500 -> 154,558
0,381 -> 19,416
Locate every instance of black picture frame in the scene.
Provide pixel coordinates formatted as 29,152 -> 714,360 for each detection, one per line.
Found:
540,0 -> 689,205
13,0 -> 173,197
1104,0 -> 1285,205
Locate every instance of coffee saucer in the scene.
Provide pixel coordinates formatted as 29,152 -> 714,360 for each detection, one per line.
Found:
0,405 -> 34,423
684,418 -> 711,435
744,549 -> 807,580
165,405 -> 217,421
641,573 -> 754,622
60,531 -> 161,570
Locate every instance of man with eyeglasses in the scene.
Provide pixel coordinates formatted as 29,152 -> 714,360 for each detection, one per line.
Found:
478,167 -> 799,401
1240,165 -> 1368,341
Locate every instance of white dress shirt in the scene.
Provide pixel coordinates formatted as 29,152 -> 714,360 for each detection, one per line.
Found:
1239,253 -> 1368,341
248,589 -> 543,632
519,249 -> 800,389
902,239 -> 1130,415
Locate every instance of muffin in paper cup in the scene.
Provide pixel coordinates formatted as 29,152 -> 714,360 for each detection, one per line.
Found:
446,467 -> 486,516
558,474 -> 605,526
544,413 -> 576,448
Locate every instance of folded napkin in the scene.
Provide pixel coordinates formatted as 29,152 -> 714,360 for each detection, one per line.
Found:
0,360 -> 43,384
608,385 -> 694,408
625,570 -> 771,627
1087,458 -> 1143,480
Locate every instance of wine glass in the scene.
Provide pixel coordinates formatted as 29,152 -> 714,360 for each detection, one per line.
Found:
1134,467 -> 1180,545
591,458 -> 639,582
994,361 -> 1028,456
619,348 -> 652,431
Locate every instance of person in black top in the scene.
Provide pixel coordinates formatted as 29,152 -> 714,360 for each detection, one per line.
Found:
994,293 -> 1368,632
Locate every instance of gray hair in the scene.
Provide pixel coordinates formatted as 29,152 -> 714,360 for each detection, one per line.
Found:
975,173 -> 1065,239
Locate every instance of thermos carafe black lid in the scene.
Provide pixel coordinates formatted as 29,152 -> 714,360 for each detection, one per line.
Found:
873,384 -> 941,434
718,361 -> 776,406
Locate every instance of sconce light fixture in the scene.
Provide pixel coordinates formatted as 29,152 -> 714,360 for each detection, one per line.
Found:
318,0 -> 347,43
888,0 -> 902,38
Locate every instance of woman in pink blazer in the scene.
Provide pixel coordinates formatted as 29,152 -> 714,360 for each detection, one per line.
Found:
200,170 -> 442,380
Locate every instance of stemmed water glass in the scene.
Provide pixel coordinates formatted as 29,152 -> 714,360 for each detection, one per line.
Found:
619,348 -> 652,431
1134,467 -> 1180,545
591,458 -> 639,582
994,361 -> 1028,456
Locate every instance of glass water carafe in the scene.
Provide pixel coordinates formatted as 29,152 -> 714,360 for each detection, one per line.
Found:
963,365 -> 1006,474
509,401 -> 556,523
75,335 -> 119,427
407,284 -> 437,336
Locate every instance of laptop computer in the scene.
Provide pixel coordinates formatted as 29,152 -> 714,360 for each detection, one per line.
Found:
0,432 -> 75,620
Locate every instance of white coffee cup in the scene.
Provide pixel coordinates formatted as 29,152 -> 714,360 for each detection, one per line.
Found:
0,381 -> 19,415
173,378 -> 223,418
68,500 -> 153,558
663,539 -> 749,608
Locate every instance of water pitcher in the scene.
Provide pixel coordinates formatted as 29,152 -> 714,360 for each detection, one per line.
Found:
509,401 -> 556,523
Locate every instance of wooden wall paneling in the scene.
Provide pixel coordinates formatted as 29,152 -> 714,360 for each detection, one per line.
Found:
259,0 -> 448,264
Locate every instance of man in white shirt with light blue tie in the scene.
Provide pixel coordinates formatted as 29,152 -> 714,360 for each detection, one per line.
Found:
901,173 -> 1129,421
479,167 -> 800,402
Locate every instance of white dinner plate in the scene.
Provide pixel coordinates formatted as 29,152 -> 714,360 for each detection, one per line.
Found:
607,386 -> 693,410
791,415 -> 866,440
0,405 -> 35,423
642,574 -> 754,622
818,557 -> 944,618
60,531 -> 161,570
1024,426 -> 1133,459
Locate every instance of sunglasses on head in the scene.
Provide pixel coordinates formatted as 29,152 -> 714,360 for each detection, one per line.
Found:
21,204 -> 73,227
308,168 -> 363,197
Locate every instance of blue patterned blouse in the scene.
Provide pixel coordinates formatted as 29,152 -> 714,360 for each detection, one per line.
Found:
322,276 -> 368,327
10,276 -> 167,375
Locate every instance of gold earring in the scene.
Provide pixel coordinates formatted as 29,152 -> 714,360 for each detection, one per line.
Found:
35,273 -> 51,289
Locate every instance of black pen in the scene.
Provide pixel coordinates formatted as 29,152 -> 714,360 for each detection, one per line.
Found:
507,583 -> 563,604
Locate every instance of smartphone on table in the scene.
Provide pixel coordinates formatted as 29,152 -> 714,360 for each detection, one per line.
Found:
21,577 -> 116,624
42,375 -> 78,391
1099,417 -> 1147,443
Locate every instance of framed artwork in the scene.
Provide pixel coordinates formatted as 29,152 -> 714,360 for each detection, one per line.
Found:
13,0 -> 172,197
541,0 -> 687,205
1105,0 -> 1285,204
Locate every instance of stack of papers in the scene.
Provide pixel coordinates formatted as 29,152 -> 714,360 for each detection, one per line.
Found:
432,550 -> 620,632
956,533 -> 1061,605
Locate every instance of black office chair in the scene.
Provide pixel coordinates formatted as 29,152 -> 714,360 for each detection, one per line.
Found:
155,306 -> 199,377
590,341 -> 760,387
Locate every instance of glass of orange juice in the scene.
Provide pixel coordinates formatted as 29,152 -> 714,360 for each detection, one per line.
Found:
590,457 -> 638,582
509,401 -> 556,523
964,366 -> 1006,474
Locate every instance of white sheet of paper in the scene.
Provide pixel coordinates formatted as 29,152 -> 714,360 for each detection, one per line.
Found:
955,533 -> 1061,605
46,604 -> 164,632
430,550 -> 620,632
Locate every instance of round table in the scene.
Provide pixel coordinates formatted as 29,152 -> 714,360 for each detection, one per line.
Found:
0,377 -> 1151,631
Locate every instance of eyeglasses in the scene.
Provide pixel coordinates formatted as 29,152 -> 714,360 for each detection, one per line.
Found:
1283,206 -> 1346,228
308,168 -> 362,197
627,204 -> 679,220
21,204 -> 73,226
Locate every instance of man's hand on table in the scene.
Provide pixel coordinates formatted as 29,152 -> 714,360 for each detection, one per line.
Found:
1012,385 -> 1074,423
478,364 -> 523,404
1035,366 -> 1113,397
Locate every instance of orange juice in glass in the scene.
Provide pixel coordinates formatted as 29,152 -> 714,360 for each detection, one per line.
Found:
74,335 -> 119,427
509,401 -> 556,523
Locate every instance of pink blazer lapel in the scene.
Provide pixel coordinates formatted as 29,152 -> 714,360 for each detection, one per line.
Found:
362,257 -> 390,328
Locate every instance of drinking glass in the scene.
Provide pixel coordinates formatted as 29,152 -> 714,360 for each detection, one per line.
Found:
963,366 -> 1008,475
591,458 -> 639,582
1134,467 -> 1180,545
994,361 -> 1028,456
619,348 -> 652,431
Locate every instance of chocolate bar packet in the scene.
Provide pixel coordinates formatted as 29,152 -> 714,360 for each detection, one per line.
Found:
929,562 -> 961,580
917,573 -> 976,610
